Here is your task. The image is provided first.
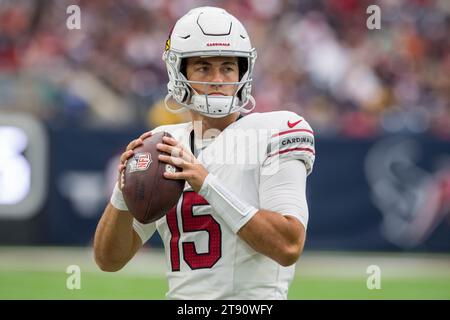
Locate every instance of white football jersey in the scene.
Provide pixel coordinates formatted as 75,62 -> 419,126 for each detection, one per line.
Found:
132,111 -> 315,299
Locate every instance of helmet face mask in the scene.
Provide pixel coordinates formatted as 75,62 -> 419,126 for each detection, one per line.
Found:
162,7 -> 257,118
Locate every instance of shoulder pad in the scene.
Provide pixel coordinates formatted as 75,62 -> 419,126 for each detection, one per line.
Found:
262,112 -> 315,175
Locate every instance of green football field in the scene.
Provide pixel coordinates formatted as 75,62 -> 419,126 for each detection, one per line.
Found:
1,247 -> 449,300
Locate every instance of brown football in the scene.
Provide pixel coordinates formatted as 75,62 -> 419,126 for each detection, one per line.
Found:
122,131 -> 185,224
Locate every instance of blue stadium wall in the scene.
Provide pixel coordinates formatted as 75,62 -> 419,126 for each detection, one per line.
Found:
1,117 -> 449,252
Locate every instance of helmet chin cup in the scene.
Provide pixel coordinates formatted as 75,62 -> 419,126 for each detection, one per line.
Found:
191,94 -> 239,117
191,93 -> 256,118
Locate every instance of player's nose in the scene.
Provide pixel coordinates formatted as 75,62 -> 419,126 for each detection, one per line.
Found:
209,68 -> 225,84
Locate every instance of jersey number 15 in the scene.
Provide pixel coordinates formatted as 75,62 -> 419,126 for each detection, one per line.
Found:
166,191 -> 222,271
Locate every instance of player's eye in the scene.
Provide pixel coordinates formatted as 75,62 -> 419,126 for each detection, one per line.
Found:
196,66 -> 209,72
223,67 -> 236,72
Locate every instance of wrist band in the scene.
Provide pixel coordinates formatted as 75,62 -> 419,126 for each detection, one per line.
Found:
110,182 -> 129,211
199,174 -> 258,233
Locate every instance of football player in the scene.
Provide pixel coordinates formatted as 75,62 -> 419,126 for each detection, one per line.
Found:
94,6 -> 315,299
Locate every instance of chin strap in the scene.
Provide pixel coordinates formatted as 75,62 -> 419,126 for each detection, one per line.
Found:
239,95 -> 256,114
164,95 -> 187,114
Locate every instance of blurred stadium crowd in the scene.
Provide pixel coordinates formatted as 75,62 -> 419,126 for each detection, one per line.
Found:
0,0 -> 449,138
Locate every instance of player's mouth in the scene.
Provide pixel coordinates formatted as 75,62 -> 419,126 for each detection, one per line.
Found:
208,92 -> 226,96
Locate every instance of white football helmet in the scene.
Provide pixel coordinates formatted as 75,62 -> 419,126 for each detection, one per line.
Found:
162,6 -> 257,118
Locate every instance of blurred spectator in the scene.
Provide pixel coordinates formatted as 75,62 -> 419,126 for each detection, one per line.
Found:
0,0 -> 448,139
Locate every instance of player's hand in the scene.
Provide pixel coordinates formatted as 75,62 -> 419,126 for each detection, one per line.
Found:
156,136 -> 208,193
117,131 -> 153,190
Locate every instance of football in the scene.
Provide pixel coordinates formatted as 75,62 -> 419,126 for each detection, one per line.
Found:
122,131 -> 185,224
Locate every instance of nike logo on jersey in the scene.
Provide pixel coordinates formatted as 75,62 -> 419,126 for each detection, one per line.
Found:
287,119 -> 302,128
